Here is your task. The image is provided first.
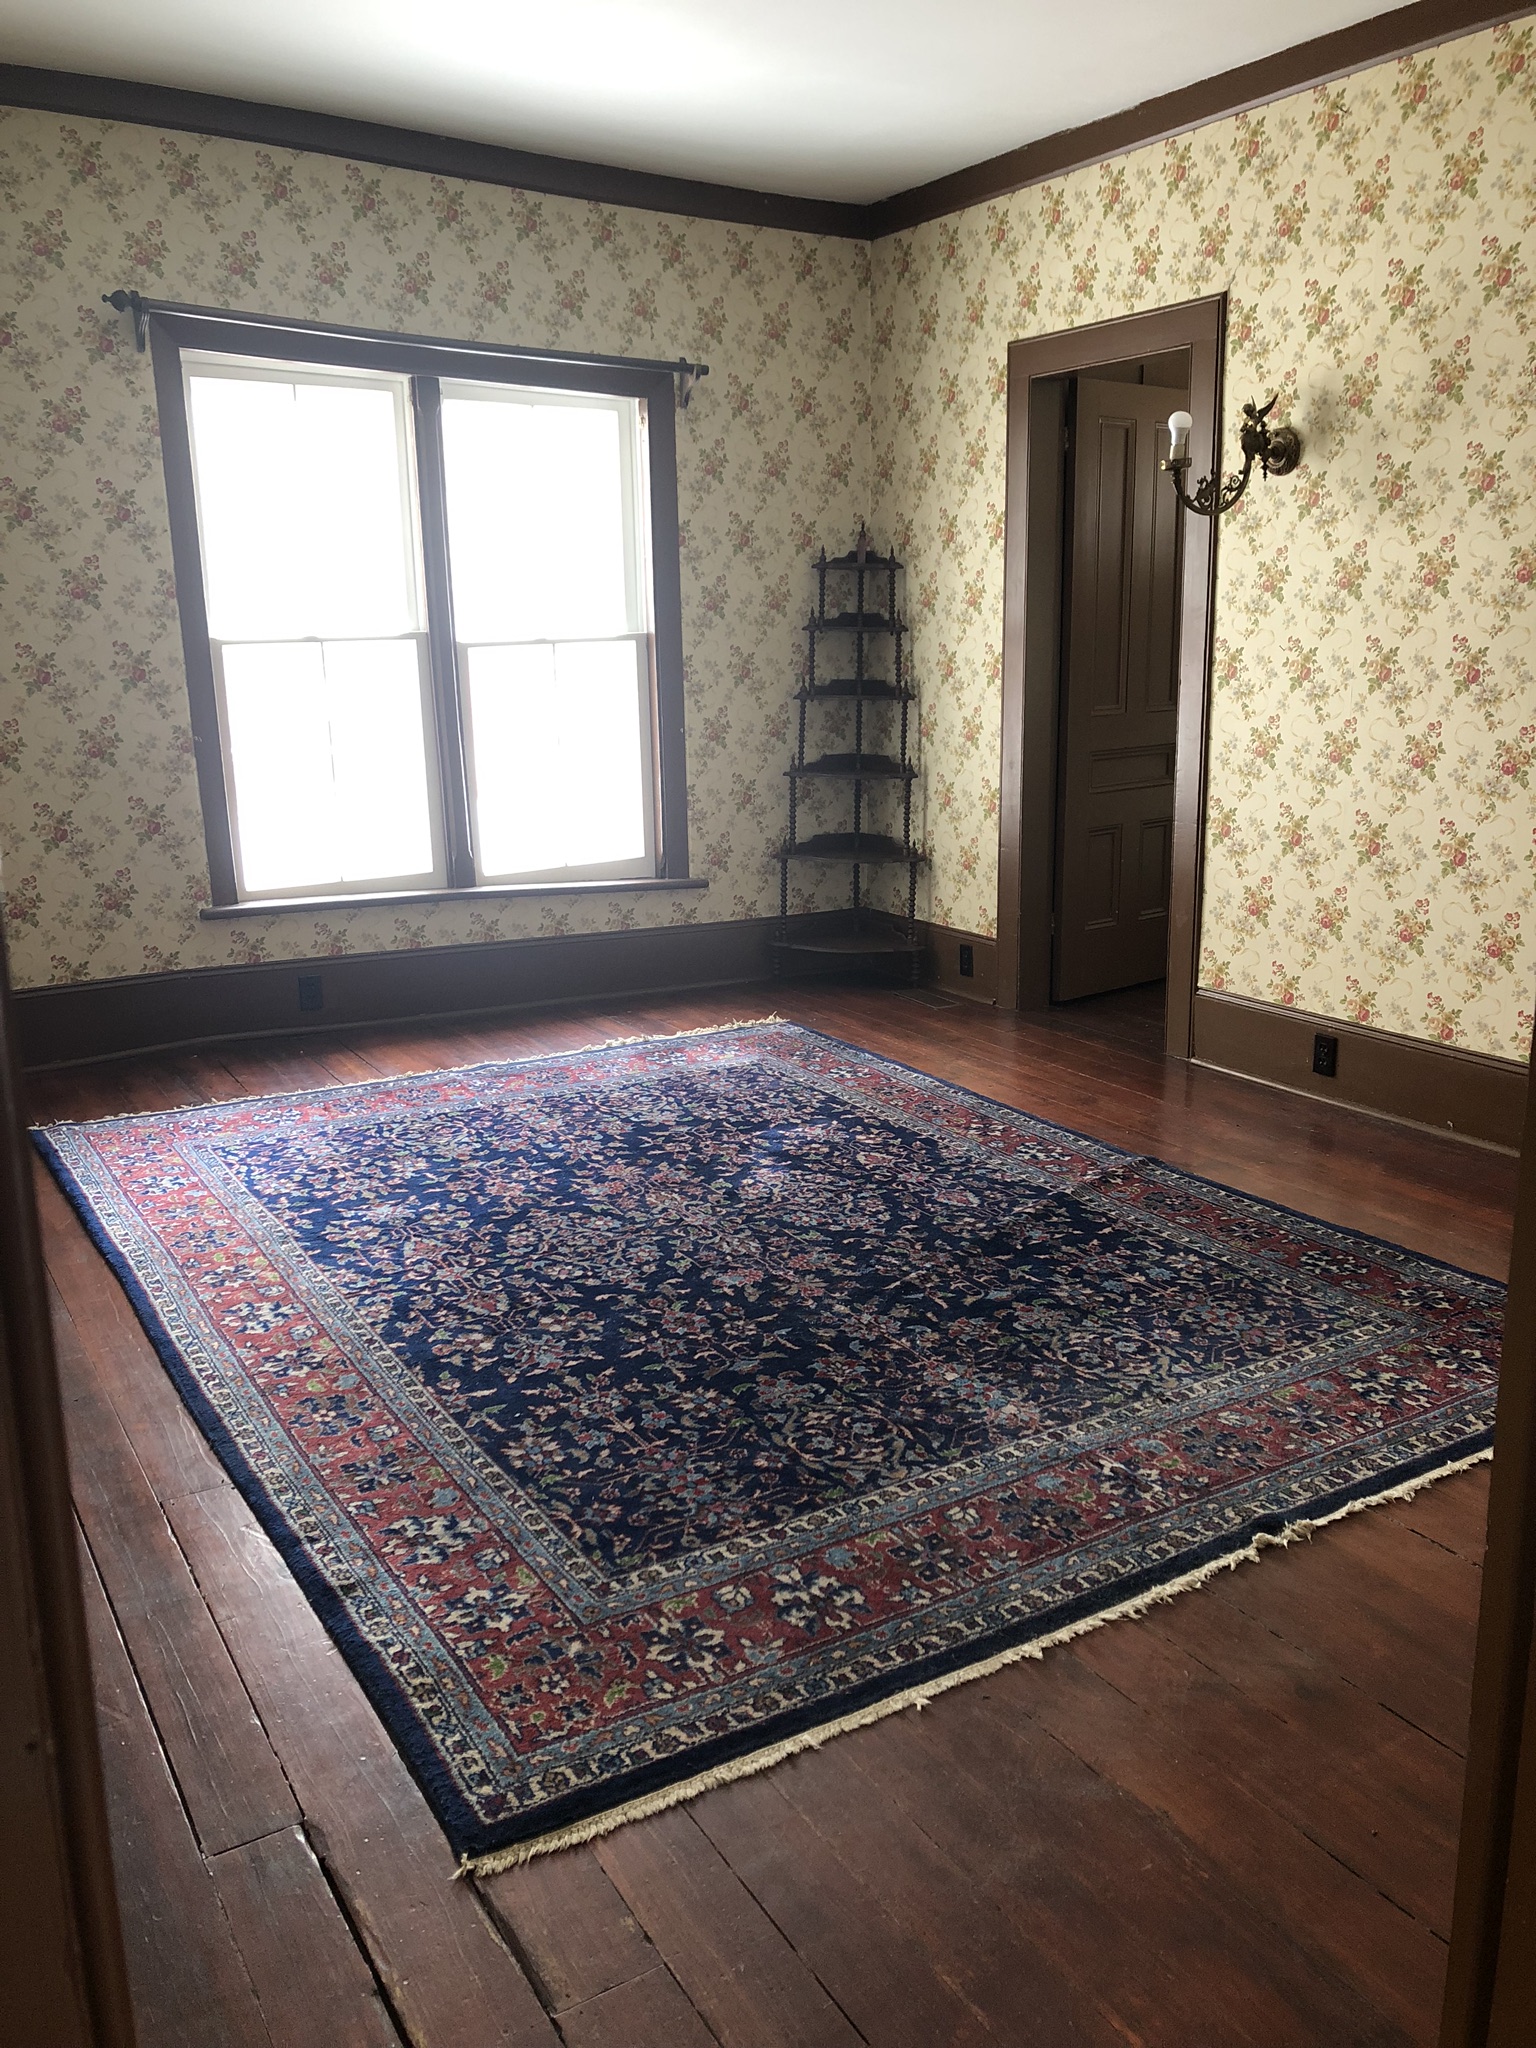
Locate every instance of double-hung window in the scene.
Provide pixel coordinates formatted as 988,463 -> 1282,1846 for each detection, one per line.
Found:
149,308 -> 689,910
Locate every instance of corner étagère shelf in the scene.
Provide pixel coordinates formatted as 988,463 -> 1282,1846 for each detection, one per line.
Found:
774,529 -> 926,979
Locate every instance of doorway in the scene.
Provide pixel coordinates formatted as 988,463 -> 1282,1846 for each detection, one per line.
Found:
1053,353 -> 1189,1044
995,298 -> 1224,1059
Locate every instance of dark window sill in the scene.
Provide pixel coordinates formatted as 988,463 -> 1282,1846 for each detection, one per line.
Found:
200,876 -> 707,918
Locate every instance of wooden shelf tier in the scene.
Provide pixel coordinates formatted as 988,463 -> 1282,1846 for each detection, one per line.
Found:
780,833 -> 925,863
809,612 -> 902,634
770,913 -> 924,965
796,678 -> 914,702
786,754 -> 913,781
823,548 -> 901,571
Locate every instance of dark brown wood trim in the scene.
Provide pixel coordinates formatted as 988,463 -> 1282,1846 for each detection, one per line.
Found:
643,378 -> 691,880
12,916 -> 787,1070
1442,1021 -> 1536,2045
870,0 -> 1536,236
0,934 -> 136,2042
0,64 -> 871,240
1192,988 -> 1528,1149
997,298 -> 1223,1061
921,922 -> 999,1004
1483,1611 -> 1536,2044
998,371 -> 1066,1016
147,319 -> 237,906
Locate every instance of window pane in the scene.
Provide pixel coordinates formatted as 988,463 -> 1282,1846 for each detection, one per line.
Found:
222,640 -> 436,894
441,390 -> 633,642
465,640 -> 648,877
322,641 -> 437,884
222,642 -> 337,892
188,370 -> 418,640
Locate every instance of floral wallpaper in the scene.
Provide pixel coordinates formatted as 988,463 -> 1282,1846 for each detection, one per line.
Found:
6,23 -> 1536,1062
871,20 -> 1536,1061
0,109 -> 872,986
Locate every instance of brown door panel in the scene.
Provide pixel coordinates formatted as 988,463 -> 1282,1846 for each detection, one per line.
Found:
1054,377 -> 1185,1001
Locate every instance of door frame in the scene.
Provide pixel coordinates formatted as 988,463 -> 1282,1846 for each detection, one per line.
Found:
995,294 -> 1225,1056
0,929 -> 136,2042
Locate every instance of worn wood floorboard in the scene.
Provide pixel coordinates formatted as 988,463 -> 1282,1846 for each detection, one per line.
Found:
477,1846 -> 665,2014
28,983 -> 1509,2046
209,1826 -> 406,2048
77,1533 -> 274,2048
165,1481 -> 563,2048
556,1966 -> 723,2048
53,1285 -> 300,1858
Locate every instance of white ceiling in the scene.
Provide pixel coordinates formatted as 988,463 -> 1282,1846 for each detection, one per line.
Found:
1,0 -> 1400,204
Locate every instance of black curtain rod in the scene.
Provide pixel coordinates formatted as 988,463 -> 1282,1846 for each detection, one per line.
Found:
101,289 -> 710,405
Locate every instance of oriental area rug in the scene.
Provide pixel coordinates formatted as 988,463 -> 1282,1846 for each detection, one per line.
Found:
38,1021 -> 1501,1873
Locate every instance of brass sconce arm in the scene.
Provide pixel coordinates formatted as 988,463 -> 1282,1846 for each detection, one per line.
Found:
1161,395 -> 1301,518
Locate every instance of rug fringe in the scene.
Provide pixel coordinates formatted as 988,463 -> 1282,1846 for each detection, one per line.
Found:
457,1441 -> 1493,1877
37,1016 -> 788,1128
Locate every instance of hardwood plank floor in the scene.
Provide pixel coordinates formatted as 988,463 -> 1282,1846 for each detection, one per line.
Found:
25,982 -> 1513,2047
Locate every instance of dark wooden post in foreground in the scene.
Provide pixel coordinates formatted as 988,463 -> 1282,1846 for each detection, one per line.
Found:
1442,1047 -> 1536,2046
0,927 -> 135,2045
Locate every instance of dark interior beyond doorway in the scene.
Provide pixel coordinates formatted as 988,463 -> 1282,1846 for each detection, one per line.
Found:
1052,349 -> 1190,1032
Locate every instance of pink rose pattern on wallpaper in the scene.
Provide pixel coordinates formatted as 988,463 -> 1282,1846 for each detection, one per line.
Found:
0,113 -> 873,982
3,25 -> 1536,1059
871,25 -> 1536,1059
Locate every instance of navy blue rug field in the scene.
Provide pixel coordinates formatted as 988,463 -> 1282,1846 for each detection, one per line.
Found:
37,1021 -> 1501,1870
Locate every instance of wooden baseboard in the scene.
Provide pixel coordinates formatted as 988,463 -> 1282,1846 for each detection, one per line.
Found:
11,910 -> 1008,1067
765,912 -> 999,1000
12,916 -> 785,1070
1192,989 -> 1528,1150
921,923 -> 999,1003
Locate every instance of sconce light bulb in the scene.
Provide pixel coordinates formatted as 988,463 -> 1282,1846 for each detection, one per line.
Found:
1167,410 -> 1193,463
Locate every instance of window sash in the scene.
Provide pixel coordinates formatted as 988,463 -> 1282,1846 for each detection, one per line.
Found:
458,634 -> 657,886
211,634 -> 447,902
183,355 -> 426,645
438,378 -> 650,643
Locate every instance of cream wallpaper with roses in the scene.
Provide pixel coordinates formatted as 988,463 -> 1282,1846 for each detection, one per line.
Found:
0,110 -> 872,985
872,20 -> 1536,1062
5,21 -> 1536,1061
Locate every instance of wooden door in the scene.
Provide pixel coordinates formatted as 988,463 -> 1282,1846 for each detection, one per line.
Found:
1053,377 -> 1184,1002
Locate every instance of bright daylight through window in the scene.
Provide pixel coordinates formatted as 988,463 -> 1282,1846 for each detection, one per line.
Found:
182,353 -> 659,903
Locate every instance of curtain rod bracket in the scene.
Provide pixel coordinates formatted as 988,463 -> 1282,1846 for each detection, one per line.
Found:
676,359 -> 709,409
102,289 -> 148,353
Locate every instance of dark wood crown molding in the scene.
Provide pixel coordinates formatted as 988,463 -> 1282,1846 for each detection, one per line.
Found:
868,0 -> 1535,236
0,64 -> 873,239
3,4 -> 1532,246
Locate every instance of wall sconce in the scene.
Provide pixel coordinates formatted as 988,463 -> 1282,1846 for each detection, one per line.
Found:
1161,396 -> 1301,517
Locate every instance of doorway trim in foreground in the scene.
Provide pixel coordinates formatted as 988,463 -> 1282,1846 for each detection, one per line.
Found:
996,295 -> 1224,1058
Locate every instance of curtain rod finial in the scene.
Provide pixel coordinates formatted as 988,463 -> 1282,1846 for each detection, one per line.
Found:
101,289 -> 148,352
676,358 -> 709,409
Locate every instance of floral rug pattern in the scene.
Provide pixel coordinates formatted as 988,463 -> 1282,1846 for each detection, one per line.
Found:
38,1024 -> 1502,1865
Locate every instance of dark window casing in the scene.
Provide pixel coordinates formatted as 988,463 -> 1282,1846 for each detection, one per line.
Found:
148,304 -> 690,911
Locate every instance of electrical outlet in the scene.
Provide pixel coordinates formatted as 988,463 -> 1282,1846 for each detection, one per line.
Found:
958,944 -> 975,978
1312,1032 -> 1338,1078
297,973 -> 323,1014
